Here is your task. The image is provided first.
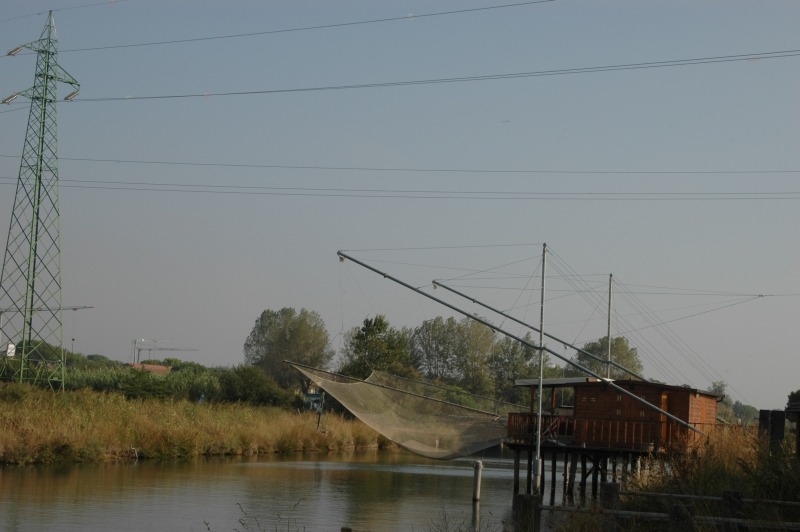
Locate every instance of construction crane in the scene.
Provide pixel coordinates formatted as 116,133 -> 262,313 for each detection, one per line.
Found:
131,339 -> 197,364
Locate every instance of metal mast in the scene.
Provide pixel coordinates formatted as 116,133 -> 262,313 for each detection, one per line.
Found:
0,12 -> 79,390
533,243 -> 546,495
607,273 -> 612,379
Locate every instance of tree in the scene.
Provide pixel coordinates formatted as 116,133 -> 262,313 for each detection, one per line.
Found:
453,317 -> 496,396
338,315 -> 411,379
410,316 -> 461,381
710,380 -> 735,423
218,365 -> 288,406
732,400 -> 759,426
488,334 -> 538,404
567,336 -> 644,380
788,389 -> 800,407
243,307 -> 334,393
787,389 -> 800,423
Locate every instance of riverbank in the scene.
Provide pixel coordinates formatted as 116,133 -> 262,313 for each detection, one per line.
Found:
0,383 -> 383,465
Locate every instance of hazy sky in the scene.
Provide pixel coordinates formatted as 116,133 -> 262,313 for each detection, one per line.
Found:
1,1 -> 797,409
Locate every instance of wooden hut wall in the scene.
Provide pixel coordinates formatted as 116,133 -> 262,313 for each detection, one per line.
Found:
570,381 -> 717,449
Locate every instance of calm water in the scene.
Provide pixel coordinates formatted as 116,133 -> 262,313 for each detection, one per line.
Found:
0,449 -> 564,531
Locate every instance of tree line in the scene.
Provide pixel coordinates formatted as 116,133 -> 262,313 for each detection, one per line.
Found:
5,306 -> 785,420
243,306 -> 645,406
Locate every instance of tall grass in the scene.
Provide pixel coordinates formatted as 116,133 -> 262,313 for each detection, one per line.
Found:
558,426 -> 800,530
628,427 -> 800,503
0,383 -> 382,465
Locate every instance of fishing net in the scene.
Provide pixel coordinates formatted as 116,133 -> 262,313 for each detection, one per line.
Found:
290,362 -> 525,460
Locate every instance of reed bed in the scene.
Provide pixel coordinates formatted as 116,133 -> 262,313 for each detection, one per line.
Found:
627,426 -> 800,502
558,426 -> 800,530
0,383 -> 382,465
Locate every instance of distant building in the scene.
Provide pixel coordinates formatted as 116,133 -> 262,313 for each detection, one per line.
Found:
127,363 -> 171,375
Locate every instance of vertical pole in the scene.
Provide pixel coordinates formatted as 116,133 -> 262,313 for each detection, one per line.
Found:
534,243 -> 546,495
549,451 -> 557,505
607,273 -> 612,379
472,461 -> 483,502
567,452 -> 577,502
526,449 -> 533,494
579,453 -> 587,502
513,449 -> 521,495
472,461 -> 482,531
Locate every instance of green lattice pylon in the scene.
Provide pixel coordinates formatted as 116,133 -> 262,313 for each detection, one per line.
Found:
0,12 -> 79,390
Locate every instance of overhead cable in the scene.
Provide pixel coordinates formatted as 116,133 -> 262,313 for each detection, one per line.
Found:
1,154 -> 797,175
60,49 -> 800,103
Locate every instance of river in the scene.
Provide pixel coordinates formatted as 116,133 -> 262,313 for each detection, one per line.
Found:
0,448 -> 567,531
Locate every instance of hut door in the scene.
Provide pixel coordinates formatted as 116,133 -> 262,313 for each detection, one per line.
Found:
659,392 -> 669,446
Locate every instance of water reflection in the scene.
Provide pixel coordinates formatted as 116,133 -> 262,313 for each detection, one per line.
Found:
0,449 -> 556,531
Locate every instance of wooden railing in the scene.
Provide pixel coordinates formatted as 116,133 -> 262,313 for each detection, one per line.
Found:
507,412 -> 717,451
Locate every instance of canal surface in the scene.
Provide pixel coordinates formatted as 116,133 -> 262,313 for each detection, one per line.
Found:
0,449 -> 565,531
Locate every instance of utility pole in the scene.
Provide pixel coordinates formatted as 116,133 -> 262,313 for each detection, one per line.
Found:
0,12 -> 79,390
607,273 -> 612,379
534,243 -> 546,495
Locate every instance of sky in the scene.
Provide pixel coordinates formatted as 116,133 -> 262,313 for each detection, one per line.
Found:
0,0 -> 798,409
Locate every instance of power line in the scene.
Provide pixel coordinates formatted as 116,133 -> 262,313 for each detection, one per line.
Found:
0,176 -> 797,200
25,49 -> 797,103
53,1 -> 557,53
0,1 -> 125,24
0,1 -> 555,51
1,154 -> 797,175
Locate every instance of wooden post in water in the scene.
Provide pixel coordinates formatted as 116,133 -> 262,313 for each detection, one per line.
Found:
568,452 -> 578,502
591,455 -> 600,499
600,456 -> 608,483
549,451 -> 557,505
526,449 -> 534,494
611,456 -> 617,482
472,461 -> 483,502
579,454 -> 587,502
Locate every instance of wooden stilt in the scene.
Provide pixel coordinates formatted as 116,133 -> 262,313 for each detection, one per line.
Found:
600,456 -> 608,483
611,456 -> 618,483
568,451 -> 578,502
549,451 -> 557,505
526,450 -> 533,494
579,453 -> 587,502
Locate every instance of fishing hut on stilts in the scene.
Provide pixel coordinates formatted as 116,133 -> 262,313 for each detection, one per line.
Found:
329,248 -> 724,521
506,377 -> 721,504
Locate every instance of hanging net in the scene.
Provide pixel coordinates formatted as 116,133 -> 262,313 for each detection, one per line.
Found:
290,362 -> 525,460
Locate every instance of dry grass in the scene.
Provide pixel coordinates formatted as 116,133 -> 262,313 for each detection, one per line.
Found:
557,427 -> 800,530
0,383 -> 383,464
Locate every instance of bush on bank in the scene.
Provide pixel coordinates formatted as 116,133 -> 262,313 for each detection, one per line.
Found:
65,361 -> 291,406
0,383 -> 382,465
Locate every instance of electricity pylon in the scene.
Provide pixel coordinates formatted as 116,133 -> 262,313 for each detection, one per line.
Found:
0,12 -> 79,390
